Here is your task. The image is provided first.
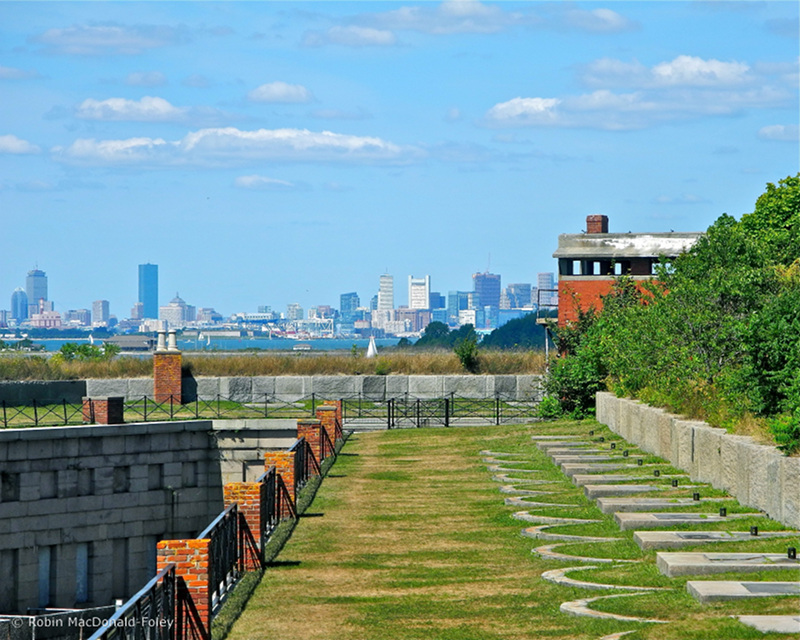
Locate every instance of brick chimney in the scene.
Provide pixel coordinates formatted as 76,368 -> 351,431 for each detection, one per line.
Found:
586,215 -> 609,234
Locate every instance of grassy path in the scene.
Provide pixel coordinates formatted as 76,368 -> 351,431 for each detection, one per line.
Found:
226,423 -> 800,640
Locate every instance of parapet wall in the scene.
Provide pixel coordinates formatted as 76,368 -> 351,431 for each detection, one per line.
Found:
0,374 -> 544,404
596,392 -> 800,529
0,419 -> 295,614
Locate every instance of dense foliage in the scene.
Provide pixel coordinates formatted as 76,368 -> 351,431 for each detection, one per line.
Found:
543,175 -> 800,453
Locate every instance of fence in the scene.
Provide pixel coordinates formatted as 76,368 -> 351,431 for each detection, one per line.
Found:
1,393 -> 541,429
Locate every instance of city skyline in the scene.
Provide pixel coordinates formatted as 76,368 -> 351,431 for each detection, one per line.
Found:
1,2 -> 797,316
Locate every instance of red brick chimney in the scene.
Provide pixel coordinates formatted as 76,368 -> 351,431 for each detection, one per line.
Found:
586,215 -> 609,234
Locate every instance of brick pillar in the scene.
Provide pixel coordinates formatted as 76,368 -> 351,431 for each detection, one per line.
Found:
224,482 -> 265,569
586,214 -> 609,234
82,396 -> 124,424
264,450 -> 296,517
157,539 -> 210,633
153,351 -> 182,403
297,419 -> 322,468
315,406 -> 337,456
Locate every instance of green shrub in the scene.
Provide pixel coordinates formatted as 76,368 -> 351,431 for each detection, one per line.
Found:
769,409 -> 800,455
454,337 -> 480,373
535,396 -> 563,420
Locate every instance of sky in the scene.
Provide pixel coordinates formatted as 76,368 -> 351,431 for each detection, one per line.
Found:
1,1 -> 797,319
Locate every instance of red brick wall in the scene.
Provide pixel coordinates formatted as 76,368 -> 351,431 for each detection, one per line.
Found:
297,420 -> 322,469
154,352 -> 182,403
264,450 -> 296,517
558,279 -> 616,326
586,214 -> 609,234
82,397 -> 125,424
157,539 -> 211,632
223,482 -> 265,569
315,407 -> 337,456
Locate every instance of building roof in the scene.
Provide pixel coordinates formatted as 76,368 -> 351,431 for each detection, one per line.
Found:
552,232 -> 702,260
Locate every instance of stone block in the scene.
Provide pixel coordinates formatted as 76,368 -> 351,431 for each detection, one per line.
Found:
656,411 -> 673,460
311,376 -> 358,398
640,405 -> 660,455
220,377 -> 253,403
694,426 -> 725,486
362,376 -> 387,400
444,376 -> 487,398
781,456 -> 800,529
86,379 -> 128,398
408,376 -> 443,398
195,377 -> 221,400
493,375 -> 517,397
516,375 -> 543,401
384,375 -> 409,398
127,378 -> 154,399
274,376 -> 306,401
251,377 -> 276,399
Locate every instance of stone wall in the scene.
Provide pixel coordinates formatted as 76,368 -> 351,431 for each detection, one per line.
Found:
0,375 -> 544,405
0,419 -> 295,614
596,391 -> 800,529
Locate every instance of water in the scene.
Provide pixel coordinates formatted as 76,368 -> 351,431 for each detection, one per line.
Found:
22,337 -> 402,353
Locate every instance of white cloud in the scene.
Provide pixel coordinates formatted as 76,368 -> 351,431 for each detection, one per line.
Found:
126,71 -> 167,87
31,24 -> 185,55
652,55 -> 750,86
0,65 -> 38,80
564,8 -> 638,33
485,97 -> 561,124
580,55 -> 752,88
0,134 -> 41,154
303,26 -> 396,47
53,126 -> 422,166
247,81 -> 313,104
758,124 -> 800,142
234,175 -> 308,191
75,96 -> 187,122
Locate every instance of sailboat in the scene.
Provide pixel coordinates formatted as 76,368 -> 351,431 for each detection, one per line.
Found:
365,336 -> 378,359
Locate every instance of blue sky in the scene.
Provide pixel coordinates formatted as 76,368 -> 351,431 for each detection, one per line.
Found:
1,1 -> 797,318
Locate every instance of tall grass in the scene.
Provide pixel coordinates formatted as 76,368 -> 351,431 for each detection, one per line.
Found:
0,349 -> 547,380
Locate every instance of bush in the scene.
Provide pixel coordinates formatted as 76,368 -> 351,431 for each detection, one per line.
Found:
769,409 -> 800,455
535,396 -> 563,420
454,337 -> 480,373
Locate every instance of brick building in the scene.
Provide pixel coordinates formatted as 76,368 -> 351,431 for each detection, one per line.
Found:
553,215 -> 701,326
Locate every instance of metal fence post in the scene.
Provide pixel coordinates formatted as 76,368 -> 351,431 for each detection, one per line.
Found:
311,393 -> 316,416
495,395 -> 500,425
62,399 -> 68,425
445,398 -> 450,428
33,399 -> 38,426
2,400 -> 6,428
144,396 -> 148,422
416,398 -> 420,428
195,397 -> 199,419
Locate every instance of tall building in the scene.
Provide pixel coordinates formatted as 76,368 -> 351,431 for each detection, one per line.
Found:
506,283 -> 532,309
536,272 -> 558,309
138,263 -> 158,319
159,293 -> 194,328
340,292 -> 360,323
377,274 -> 394,311
472,272 -> 501,310
408,275 -> 431,310
10,288 -> 28,322
447,291 -> 470,326
26,269 -> 47,317
92,300 -> 110,326
286,303 -> 304,321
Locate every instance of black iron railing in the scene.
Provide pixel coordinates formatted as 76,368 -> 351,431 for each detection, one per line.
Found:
198,505 -> 240,612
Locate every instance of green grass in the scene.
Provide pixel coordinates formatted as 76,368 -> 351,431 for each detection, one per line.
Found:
221,419 -> 799,640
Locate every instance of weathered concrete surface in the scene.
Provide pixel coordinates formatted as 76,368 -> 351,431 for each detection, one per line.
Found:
584,484 -> 666,499
596,392 -> 800,529
634,530 -> 799,550
598,496 -> 723,515
687,581 -> 800,603
560,463 -> 639,477
615,511 -> 760,530
656,552 -> 800,577
738,615 -> 800,634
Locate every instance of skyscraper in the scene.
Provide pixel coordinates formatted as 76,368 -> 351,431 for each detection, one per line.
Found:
92,300 -> 110,326
408,275 -> 430,309
26,269 -> 47,316
138,264 -> 158,319
340,292 -> 360,323
377,274 -> 394,311
11,288 -> 28,321
472,272 -> 501,310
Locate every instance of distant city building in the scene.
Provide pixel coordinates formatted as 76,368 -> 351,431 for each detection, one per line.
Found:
159,293 -> 194,329
536,272 -> 558,309
408,275 -> 431,310
339,292 -> 360,324
10,288 -> 28,322
429,292 -> 445,310
29,310 -> 61,329
472,272 -> 501,310
553,214 -> 701,326
286,303 -> 304,321
377,274 -> 394,311
130,302 -> 144,321
92,300 -> 110,326
26,269 -> 47,317
447,291 -> 470,326
138,263 -> 158,319
370,295 -> 378,311
63,309 -> 91,327
196,307 -> 223,324
505,283 -> 532,309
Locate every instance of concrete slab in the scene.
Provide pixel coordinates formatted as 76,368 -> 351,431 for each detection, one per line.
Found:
530,435 -> 581,440
634,530 -> 799,550
535,441 -> 593,450
560,463 -> 640,477
545,448 -> 606,456
584,484 -> 666,499
687,581 -> 800,603
737,615 -> 800,634
598,497 -> 726,515
573,474 -> 682,486
616,512 -> 762,530
552,455 -> 616,465
656,552 -> 800,577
